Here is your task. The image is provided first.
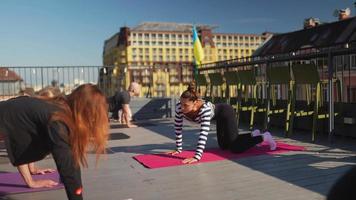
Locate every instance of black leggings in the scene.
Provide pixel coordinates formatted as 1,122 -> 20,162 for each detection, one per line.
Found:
213,103 -> 263,153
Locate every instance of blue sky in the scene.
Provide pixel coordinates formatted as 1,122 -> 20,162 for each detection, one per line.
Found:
0,0 -> 354,66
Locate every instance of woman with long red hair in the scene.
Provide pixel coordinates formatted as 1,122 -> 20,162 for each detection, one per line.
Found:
0,84 -> 109,200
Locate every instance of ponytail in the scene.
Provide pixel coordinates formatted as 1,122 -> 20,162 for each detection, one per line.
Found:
180,81 -> 199,101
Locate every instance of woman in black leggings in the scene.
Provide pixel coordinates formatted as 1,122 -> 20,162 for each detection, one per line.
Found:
214,103 -> 275,153
168,82 -> 276,164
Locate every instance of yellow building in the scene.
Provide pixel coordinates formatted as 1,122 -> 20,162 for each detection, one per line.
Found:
101,22 -> 270,97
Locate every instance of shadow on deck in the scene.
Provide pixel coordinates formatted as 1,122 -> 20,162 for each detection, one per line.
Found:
107,119 -> 356,197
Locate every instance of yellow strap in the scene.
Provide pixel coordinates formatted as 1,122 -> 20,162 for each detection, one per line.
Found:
253,85 -> 257,100
306,85 -> 310,105
320,83 -> 324,107
316,82 -> 321,109
271,85 -> 276,106
244,85 -> 248,102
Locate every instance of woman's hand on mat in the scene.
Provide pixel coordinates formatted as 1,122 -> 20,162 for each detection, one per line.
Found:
166,150 -> 181,155
30,168 -> 56,175
182,157 -> 198,164
29,179 -> 58,188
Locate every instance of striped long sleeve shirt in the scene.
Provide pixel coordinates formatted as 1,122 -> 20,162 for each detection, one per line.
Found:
174,101 -> 215,160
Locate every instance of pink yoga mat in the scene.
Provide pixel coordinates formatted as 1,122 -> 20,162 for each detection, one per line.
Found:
133,142 -> 305,169
0,171 -> 64,196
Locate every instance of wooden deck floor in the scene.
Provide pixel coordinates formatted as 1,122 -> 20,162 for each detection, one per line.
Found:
1,119 -> 356,200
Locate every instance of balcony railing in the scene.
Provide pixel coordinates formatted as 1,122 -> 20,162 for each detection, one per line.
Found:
0,66 -> 102,100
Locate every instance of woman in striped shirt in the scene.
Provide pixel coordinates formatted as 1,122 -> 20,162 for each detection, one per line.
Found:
168,82 -> 276,164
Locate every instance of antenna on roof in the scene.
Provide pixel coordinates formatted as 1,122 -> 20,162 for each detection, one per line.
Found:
333,9 -> 339,17
345,7 -> 351,16
334,8 -> 352,20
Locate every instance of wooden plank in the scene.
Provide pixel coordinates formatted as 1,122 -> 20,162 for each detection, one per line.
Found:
1,119 -> 356,200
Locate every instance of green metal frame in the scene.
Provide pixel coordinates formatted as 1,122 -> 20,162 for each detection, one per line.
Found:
288,63 -> 340,141
264,65 -> 291,131
208,72 -> 224,103
236,70 -> 258,130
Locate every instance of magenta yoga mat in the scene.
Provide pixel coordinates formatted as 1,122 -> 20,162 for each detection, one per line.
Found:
0,171 -> 64,196
133,142 -> 305,169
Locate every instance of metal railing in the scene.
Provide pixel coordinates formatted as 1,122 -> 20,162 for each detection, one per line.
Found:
0,66 -> 102,98
196,42 -> 356,139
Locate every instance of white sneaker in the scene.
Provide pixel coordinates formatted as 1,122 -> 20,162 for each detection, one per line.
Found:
251,129 -> 261,137
263,131 -> 277,150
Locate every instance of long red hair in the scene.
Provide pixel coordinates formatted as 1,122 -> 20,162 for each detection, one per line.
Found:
50,84 -> 109,167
